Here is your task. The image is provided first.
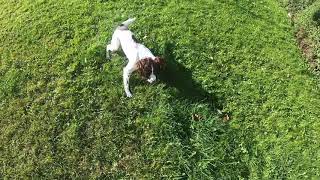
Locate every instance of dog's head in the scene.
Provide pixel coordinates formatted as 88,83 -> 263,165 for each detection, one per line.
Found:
137,57 -> 165,79
153,56 -> 165,73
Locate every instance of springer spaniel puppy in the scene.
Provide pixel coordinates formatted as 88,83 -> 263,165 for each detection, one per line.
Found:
106,18 -> 164,97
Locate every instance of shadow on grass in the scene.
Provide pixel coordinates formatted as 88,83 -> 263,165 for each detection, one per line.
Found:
159,42 -> 223,111
313,9 -> 320,25
157,41 -> 227,142
156,42 -> 255,178
75,41 -> 255,178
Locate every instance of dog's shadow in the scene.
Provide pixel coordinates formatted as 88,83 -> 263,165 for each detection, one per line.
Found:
313,9 -> 320,26
158,42 -> 223,111
156,42 -> 229,158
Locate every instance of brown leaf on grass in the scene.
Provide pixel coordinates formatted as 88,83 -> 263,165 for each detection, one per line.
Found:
223,114 -> 230,123
192,114 -> 202,121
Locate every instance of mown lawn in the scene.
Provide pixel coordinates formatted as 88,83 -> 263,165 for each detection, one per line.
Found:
1,0 -> 320,179
292,0 -> 320,72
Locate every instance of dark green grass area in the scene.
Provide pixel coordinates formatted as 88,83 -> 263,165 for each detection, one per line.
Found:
1,0 -> 320,179
281,0 -> 317,13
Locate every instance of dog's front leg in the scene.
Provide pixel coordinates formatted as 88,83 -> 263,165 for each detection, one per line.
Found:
147,66 -> 156,83
123,64 -> 136,97
147,74 -> 156,83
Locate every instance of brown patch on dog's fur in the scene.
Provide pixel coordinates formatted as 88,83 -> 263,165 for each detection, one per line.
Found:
136,57 -> 165,79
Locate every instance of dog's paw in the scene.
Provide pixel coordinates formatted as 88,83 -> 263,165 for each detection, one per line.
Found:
126,92 -> 133,98
147,79 -> 155,83
147,74 -> 156,83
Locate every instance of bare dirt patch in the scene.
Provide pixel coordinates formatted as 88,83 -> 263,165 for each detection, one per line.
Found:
295,27 -> 319,71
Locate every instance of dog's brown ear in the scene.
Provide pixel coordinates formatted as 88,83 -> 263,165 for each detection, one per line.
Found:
137,58 -> 153,79
154,57 -> 165,70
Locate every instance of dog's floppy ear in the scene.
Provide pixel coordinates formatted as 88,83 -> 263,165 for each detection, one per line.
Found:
137,58 -> 152,79
154,57 -> 165,70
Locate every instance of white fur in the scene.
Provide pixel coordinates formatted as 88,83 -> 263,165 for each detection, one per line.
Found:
106,18 -> 156,97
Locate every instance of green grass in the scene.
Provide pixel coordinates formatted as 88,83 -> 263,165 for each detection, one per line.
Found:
294,0 -> 320,68
1,0 -> 320,179
281,0 -> 317,13
280,0 -> 320,73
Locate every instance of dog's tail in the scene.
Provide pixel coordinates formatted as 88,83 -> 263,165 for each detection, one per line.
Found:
120,18 -> 136,28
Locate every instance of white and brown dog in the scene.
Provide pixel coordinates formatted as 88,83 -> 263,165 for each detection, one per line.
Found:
106,18 -> 164,97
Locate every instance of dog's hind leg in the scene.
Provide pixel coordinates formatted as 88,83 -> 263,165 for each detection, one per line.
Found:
106,31 -> 121,60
